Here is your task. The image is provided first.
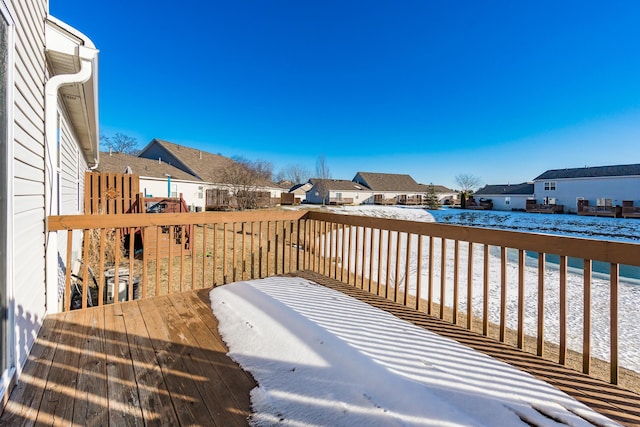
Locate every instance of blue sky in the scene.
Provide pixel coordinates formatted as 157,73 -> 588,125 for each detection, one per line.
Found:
51,1 -> 640,189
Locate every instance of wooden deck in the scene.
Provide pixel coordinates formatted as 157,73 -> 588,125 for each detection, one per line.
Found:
0,289 -> 255,426
3,271 -> 640,426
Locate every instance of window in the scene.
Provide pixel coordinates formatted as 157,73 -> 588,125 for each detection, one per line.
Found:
170,184 -> 178,198
505,197 -> 510,205
544,181 -> 556,191
197,186 -> 203,199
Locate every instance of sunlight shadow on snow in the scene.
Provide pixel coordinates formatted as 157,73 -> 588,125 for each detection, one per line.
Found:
211,277 -> 620,427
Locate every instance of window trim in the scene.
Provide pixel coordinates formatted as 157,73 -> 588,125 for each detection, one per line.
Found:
0,0 -> 16,401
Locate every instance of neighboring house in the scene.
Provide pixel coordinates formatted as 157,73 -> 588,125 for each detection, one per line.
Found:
96,152 -> 208,210
2,2 -> 99,402
420,184 -> 458,205
290,182 -> 313,203
352,172 -> 428,205
306,179 -> 373,205
138,138 -> 286,200
474,183 -> 534,211
533,164 -> 640,214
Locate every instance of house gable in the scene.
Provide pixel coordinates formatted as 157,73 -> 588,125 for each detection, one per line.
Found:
138,139 -> 235,184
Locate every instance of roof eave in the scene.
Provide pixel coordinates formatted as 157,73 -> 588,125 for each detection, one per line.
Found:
45,16 -> 100,168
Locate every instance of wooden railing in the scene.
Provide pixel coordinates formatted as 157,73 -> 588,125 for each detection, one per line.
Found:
47,209 -> 640,386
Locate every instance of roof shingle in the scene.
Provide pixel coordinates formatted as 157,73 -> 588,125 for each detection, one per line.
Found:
534,164 -> 640,180
96,152 -> 201,181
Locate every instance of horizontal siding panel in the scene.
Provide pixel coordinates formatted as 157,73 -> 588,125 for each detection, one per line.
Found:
15,87 -> 44,141
14,39 -> 45,110
14,37 -> 44,106
13,136 -> 43,169
14,195 -> 45,215
14,0 -> 45,84
13,105 -> 44,153
14,64 -> 45,120
13,177 -> 44,196
13,158 -> 44,184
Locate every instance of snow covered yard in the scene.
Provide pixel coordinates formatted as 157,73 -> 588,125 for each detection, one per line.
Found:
211,277 -> 623,427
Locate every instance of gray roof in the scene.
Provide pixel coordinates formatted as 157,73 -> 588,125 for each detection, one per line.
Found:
417,184 -> 455,193
138,139 -> 282,187
311,179 -> 370,191
534,164 -> 640,180
353,172 -> 425,192
138,139 -> 235,183
97,152 -> 201,181
475,183 -> 534,196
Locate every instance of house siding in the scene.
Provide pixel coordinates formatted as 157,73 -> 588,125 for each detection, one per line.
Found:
534,176 -> 640,213
7,0 -> 47,389
59,101 -> 88,215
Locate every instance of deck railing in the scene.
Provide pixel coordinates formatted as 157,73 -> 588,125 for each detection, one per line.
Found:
47,209 -> 640,386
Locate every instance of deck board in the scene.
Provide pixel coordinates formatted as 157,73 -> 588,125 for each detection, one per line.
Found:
2,272 -> 640,426
0,289 -> 255,426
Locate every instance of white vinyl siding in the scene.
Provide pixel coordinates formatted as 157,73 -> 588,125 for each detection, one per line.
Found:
9,0 -> 47,379
58,102 -> 88,215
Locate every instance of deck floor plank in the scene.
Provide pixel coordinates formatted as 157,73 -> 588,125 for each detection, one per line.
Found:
36,309 -> 86,426
170,289 -> 255,422
102,302 -> 144,426
73,303 -> 109,426
119,299 -> 180,426
186,289 -> 257,391
136,296 -> 215,426
0,315 -> 63,426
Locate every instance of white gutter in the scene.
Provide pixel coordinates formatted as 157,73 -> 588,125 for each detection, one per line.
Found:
44,48 -> 96,312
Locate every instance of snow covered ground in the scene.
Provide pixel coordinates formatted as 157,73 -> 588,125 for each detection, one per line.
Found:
316,206 -> 640,373
211,277 -> 622,427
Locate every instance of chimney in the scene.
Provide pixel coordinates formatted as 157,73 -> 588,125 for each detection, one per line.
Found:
199,151 -> 202,159
109,147 -> 112,156
158,157 -> 161,164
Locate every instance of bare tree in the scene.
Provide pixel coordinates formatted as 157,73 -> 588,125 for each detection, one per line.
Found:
315,154 -> 331,179
455,173 -> 481,209
454,173 -> 481,193
101,132 -> 139,154
315,155 -> 332,205
223,157 -> 274,210
278,164 -> 311,185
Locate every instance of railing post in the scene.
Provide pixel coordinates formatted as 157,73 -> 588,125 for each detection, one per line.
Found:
499,247 -> 507,342
537,252 -> 545,357
610,262 -> 619,385
517,249 -> 525,349
583,259 -> 592,374
466,242 -> 474,330
559,255 -> 567,365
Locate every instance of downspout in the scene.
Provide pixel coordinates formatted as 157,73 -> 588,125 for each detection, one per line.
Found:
44,48 -> 94,313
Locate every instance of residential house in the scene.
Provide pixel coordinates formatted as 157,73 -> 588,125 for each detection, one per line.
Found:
306,179 -> 373,205
289,182 -> 313,203
96,152 -> 207,210
533,164 -> 640,214
421,184 -> 458,205
352,172 -> 427,205
138,139 -> 286,202
474,183 -> 534,211
1,2 -> 99,402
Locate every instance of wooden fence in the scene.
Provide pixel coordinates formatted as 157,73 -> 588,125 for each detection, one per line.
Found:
84,172 -> 140,214
47,209 -> 640,386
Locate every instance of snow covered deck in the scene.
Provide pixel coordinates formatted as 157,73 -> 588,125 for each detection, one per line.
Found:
2,272 -> 639,426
